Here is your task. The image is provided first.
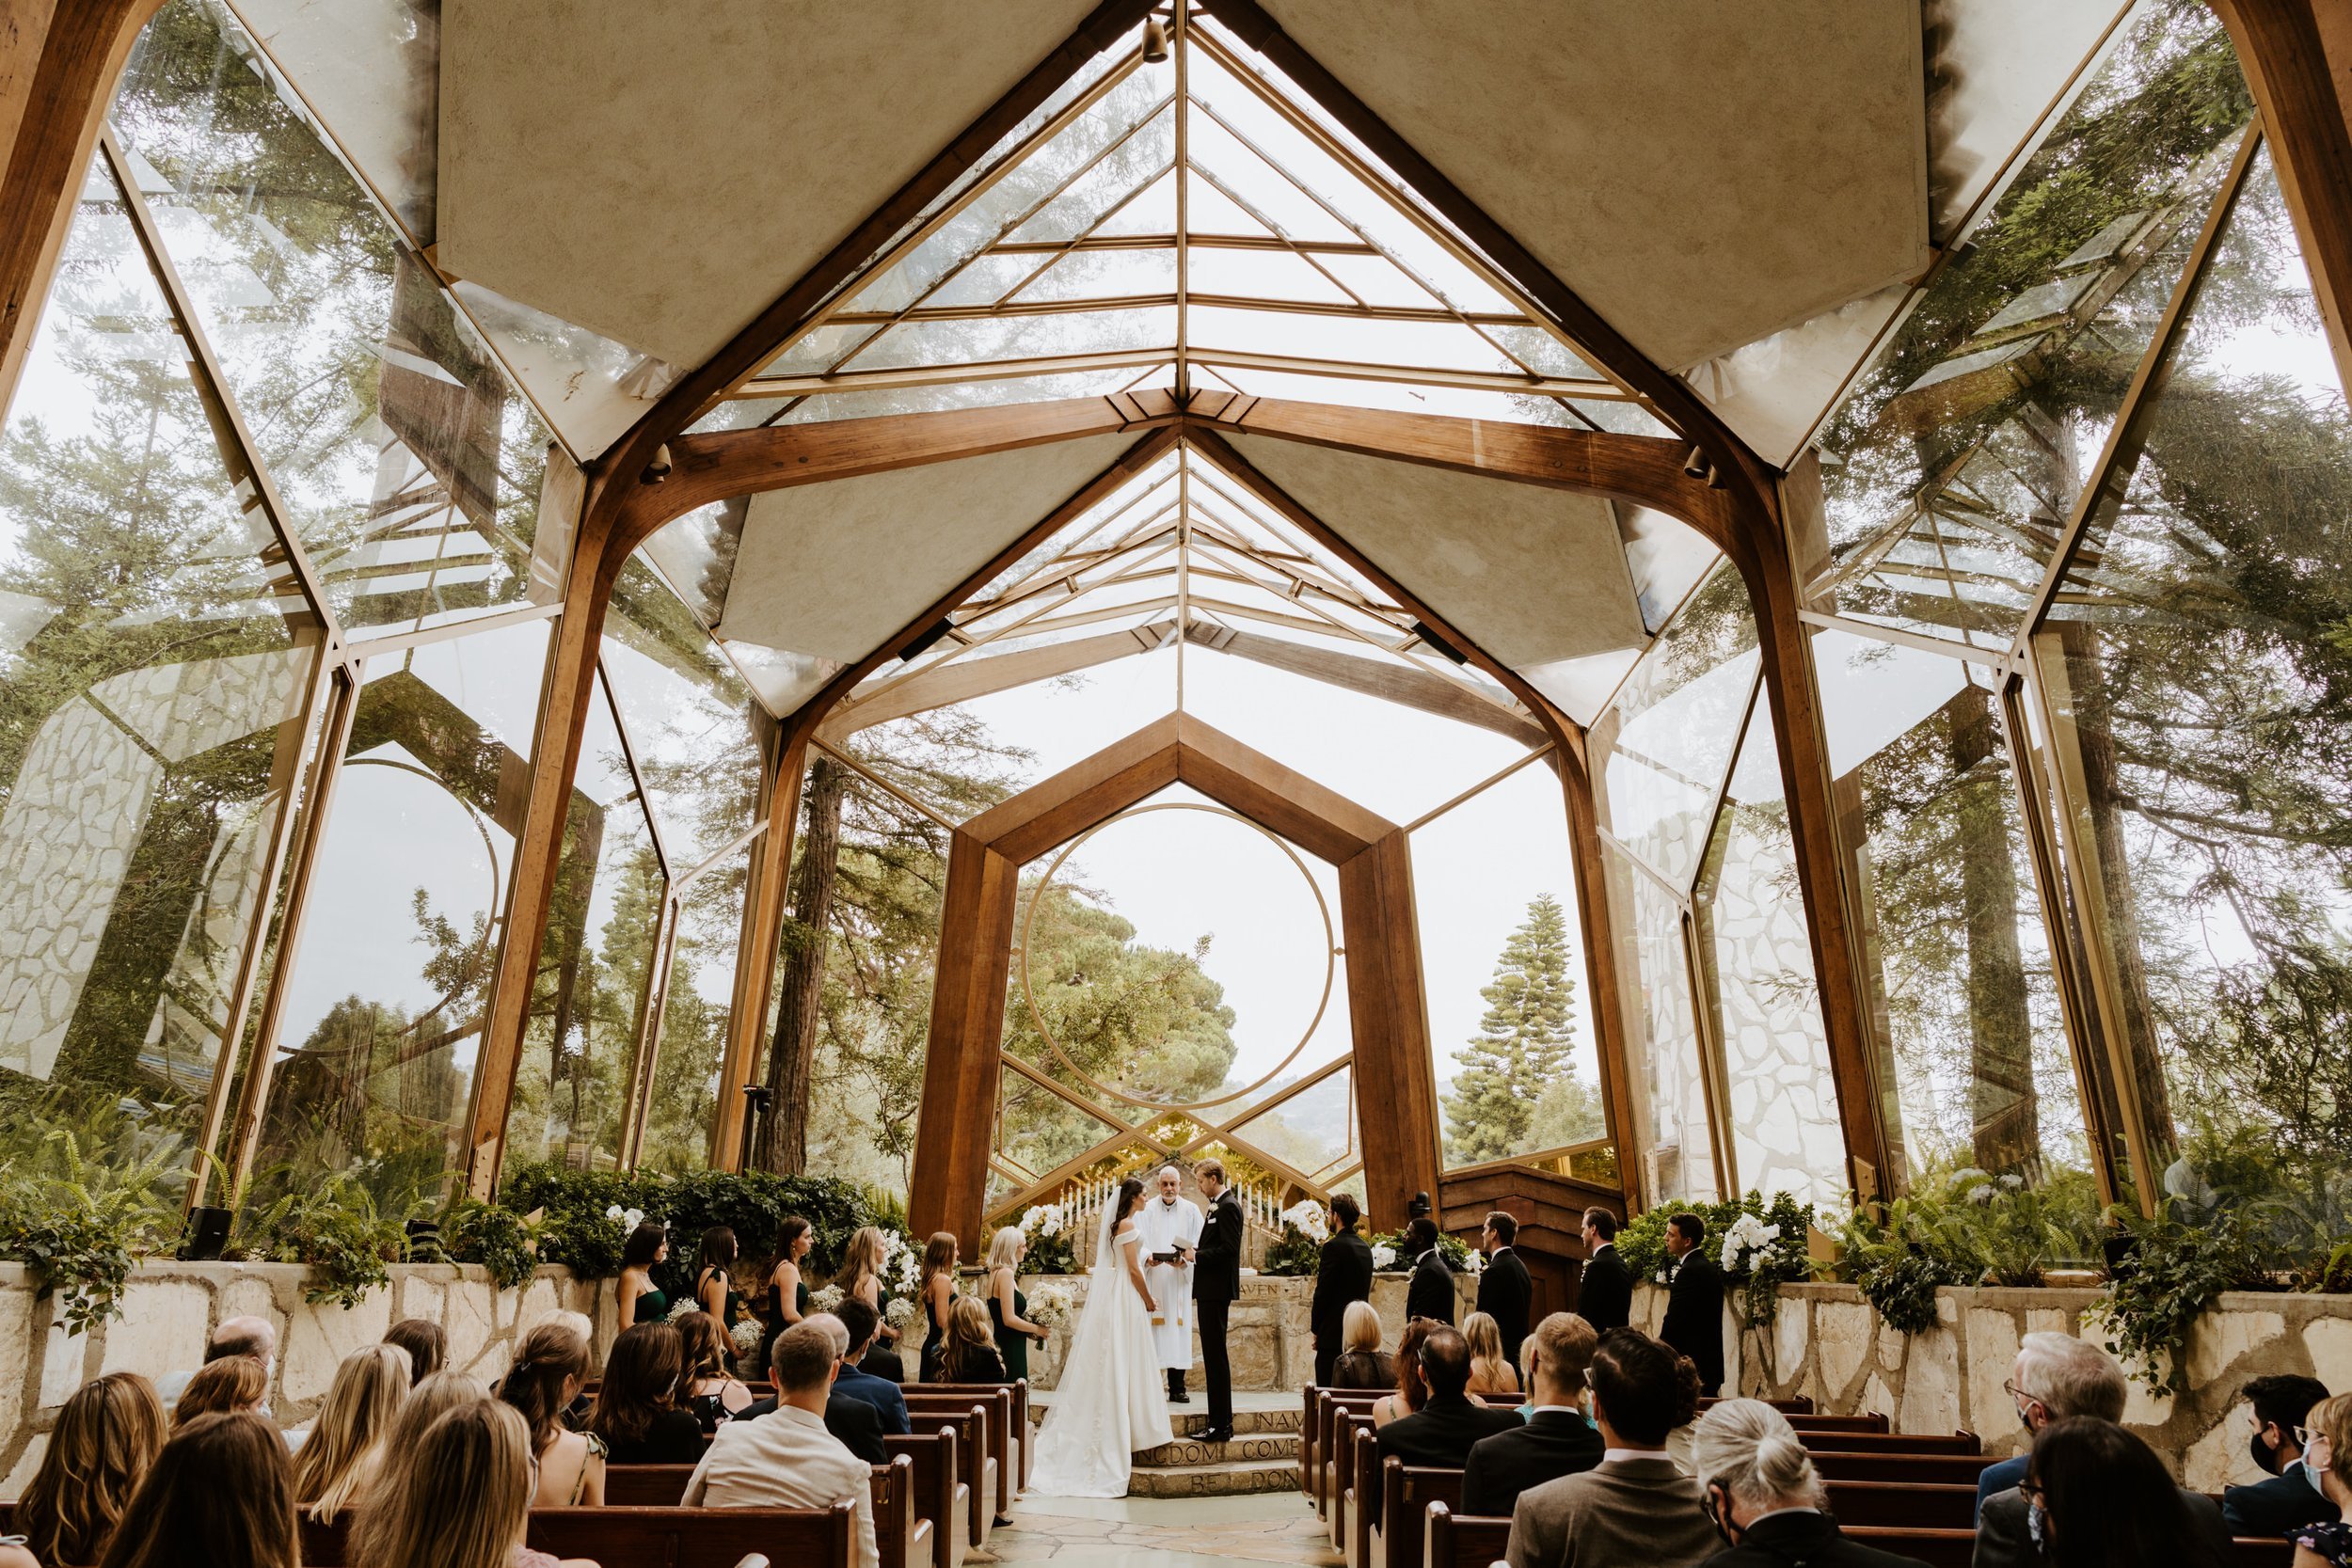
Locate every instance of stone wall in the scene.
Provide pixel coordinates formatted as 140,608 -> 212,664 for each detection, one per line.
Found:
1646,1280 -> 2352,1492
0,1260 -> 605,1496
1013,1270 -> 1478,1392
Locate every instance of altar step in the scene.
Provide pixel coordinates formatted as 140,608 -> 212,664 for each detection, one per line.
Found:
1127,1454 -> 1302,1497
1023,1400 -> 1308,1497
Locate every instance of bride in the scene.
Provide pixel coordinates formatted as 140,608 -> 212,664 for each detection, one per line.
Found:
1026,1176 -> 1176,1496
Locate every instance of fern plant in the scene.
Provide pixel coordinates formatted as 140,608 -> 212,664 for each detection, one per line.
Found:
0,1125 -> 179,1333
238,1173 -> 410,1307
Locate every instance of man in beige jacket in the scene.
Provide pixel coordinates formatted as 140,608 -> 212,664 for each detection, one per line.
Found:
1505,1328 -> 1716,1568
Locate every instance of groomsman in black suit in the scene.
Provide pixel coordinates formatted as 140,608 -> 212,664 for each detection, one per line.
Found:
1403,1216 -> 1454,1324
1191,1159 -> 1245,1442
1311,1193 -> 1374,1387
1473,1211 -> 1533,1368
1575,1207 -> 1633,1331
1659,1211 -> 1726,1394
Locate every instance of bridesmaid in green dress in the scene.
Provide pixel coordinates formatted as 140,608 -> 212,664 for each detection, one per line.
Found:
694,1226 -> 746,1329
985,1226 -> 1049,1382
760,1216 -> 813,1370
615,1222 -> 670,1326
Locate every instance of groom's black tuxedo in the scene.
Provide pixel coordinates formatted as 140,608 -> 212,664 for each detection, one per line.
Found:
1193,1186 -> 1244,1435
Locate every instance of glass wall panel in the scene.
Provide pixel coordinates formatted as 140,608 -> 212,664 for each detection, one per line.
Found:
1817,3 -> 2252,645
1593,562 -> 1759,893
1605,843 -> 1718,1204
637,841 -> 750,1174
114,0 -> 559,640
1408,762 -> 1605,1171
0,161 -> 318,1193
1226,1065 -> 1354,1181
505,671 -> 662,1173
604,559 -> 762,868
251,618 -> 549,1201
2031,143 -> 2352,1231
1694,701 -> 1846,1209
1814,628 -> 2085,1191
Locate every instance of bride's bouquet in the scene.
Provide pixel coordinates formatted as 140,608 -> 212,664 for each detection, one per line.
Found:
1026,1282 -> 1074,1334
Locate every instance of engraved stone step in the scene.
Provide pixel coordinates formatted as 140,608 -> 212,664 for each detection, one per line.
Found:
1134,1431 -> 1298,1467
1028,1403 -> 1300,1437
1123,1457 -> 1301,1498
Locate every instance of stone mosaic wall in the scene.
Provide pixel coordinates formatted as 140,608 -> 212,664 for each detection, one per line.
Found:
1656,1280 -> 2352,1491
0,1260 -> 605,1496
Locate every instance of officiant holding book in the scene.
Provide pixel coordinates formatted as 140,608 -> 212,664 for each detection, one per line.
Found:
1136,1164 -> 1204,1402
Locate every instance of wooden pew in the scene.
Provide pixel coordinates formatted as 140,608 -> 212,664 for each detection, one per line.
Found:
1332,1408 -> 1377,1553
1379,1461 -> 1463,1568
912,1380 -> 1028,1493
1800,1429 -> 1980,1456
885,1430 -> 965,1568
905,1384 -> 1018,1519
1822,1480 -> 1978,1529
1425,1501 -> 1508,1568
906,1402 -> 993,1550
1810,1450 -> 1999,1486
526,1502 -> 857,1568
601,1455 -> 926,1568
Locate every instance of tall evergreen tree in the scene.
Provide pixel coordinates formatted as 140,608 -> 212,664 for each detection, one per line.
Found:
1443,894 -> 1581,1164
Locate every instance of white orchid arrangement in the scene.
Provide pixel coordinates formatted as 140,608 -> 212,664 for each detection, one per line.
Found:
1026,1282 -> 1075,1332
1371,1243 -> 1398,1270
605,1203 -> 647,1233
1020,1202 -> 1069,1240
880,1229 -> 921,1297
1278,1200 -> 1328,1243
1719,1210 -> 1784,1274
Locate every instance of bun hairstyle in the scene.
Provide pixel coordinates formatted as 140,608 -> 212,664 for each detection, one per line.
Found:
497,1321 -> 589,1456
1692,1398 -> 1825,1513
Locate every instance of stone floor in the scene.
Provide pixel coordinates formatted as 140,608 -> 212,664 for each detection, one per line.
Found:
977,1492 -> 1341,1568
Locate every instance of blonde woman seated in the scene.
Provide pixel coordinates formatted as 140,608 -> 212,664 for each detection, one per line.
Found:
941,1296 -> 1009,1384
1465,1311 -> 1522,1396
293,1344 -> 410,1522
352,1398 -> 597,1568
1329,1301 -> 1393,1390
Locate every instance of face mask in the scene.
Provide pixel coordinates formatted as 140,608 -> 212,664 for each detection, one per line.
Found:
2026,1500 -> 2048,1555
1701,1486 -> 1736,1549
2252,1433 -> 2284,1476
2299,1457 -> 2328,1496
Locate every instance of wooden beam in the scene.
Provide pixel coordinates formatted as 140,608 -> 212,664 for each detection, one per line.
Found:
610,389 -> 1184,559
0,0 -> 162,416
1550,733 -> 1643,1208
710,730 -> 803,1169
818,620 -> 1177,742
1186,392 -> 1729,542
1169,713 -> 1392,863
1339,830 -> 1443,1230
1191,623 -> 1549,749
908,832 -> 1023,1242
962,712 -> 1186,864
2209,0 -> 2352,393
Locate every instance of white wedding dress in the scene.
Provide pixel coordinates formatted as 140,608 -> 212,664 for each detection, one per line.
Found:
1026,1204 -> 1175,1497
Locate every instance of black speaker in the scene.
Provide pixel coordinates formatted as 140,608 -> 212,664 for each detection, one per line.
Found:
180,1205 -> 232,1261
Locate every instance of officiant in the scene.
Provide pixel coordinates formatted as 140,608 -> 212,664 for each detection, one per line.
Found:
1136,1164 -> 1204,1402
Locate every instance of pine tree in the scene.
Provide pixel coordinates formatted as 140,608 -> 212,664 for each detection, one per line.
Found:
1443,894 -> 1581,1164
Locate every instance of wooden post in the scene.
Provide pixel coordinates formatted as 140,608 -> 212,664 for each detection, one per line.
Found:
1337,830 -> 1444,1230
908,832 -> 1023,1242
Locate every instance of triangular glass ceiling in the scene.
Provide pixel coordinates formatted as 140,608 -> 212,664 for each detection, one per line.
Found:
691,8 -> 1672,437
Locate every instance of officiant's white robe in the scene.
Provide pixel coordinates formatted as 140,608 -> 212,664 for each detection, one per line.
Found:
1134,1194 -> 1203,1369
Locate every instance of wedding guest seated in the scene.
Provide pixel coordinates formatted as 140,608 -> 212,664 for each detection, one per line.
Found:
685,1321 -> 880,1568
590,1322 -> 705,1465
1981,1417 -> 2231,1568
831,1299 -> 912,1435
1464,1313 -> 1601,1517
371,1370 -> 491,1472
1371,1326 -> 1520,1523
2225,1373 -> 2334,1536
292,1344 -> 409,1522
941,1296 -> 1009,1384
1373,1318 -> 1436,1427
538,1310 -> 597,1430
382,1319 -> 446,1385
172,1354 -> 269,1428
1974,1331 -> 2127,1518
351,1399 -> 597,1568
1466,1311 -> 1521,1396
792,1313 -> 887,1463
156,1316 -> 277,1414
1692,1399 -> 1929,1566
1503,1327 -> 1713,1568
678,1310 -> 757,1431
1330,1300 -> 1394,1390
2291,1392 -> 2352,1568
97,1410 -> 298,1568
16,1371 -> 165,1568
498,1322 -> 605,1507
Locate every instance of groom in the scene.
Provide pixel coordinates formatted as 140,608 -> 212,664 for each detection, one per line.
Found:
1191,1159 -> 1244,1443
